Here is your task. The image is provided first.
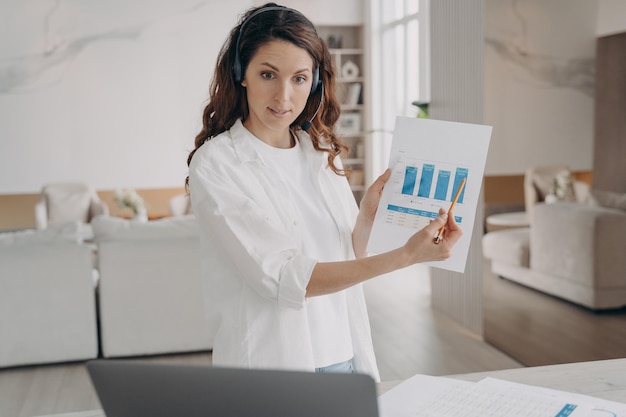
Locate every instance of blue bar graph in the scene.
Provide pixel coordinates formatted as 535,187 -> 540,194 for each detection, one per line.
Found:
434,170 -> 451,201
400,162 -> 468,204
452,168 -> 469,203
417,164 -> 435,198
402,166 -> 418,195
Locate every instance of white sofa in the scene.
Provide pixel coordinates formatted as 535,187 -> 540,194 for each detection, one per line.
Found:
92,215 -> 214,358
483,197 -> 626,310
0,224 -> 99,367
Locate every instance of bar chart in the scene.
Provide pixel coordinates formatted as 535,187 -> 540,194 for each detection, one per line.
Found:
384,158 -> 469,230
401,163 -> 468,202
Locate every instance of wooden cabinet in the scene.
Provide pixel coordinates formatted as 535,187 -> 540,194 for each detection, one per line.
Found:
593,32 -> 626,193
317,25 -> 369,202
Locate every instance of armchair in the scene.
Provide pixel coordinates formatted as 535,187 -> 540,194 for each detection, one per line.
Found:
92,215 -> 214,357
35,182 -> 109,229
483,201 -> 626,310
0,224 -> 98,367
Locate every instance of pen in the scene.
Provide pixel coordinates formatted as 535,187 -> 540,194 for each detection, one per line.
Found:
434,177 -> 466,244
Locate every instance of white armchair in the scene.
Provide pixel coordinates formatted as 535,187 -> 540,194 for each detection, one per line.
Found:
0,224 -> 99,367
35,182 -> 109,229
92,215 -> 214,358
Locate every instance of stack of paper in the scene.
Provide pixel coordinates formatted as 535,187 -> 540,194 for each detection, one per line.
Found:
378,374 -> 626,417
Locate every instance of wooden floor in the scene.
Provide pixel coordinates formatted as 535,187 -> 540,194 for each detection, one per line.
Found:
364,266 -> 520,381
483,260 -> 626,367
0,265 -> 522,417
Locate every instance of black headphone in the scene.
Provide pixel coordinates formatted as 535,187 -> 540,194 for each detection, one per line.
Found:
232,6 -> 322,97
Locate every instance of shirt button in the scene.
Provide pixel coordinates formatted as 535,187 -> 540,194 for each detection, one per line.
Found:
293,219 -> 298,226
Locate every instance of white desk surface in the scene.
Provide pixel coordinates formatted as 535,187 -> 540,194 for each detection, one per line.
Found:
380,358 -> 626,402
39,358 -> 626,417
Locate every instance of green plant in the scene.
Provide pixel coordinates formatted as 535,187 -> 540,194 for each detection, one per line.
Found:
412,100 -> 429,118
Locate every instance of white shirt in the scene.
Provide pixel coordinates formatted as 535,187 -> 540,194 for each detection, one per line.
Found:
188,119 -> 380,381
249,135 -> 353,368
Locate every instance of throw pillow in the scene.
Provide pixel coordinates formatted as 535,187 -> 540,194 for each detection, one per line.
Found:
586,189 -> 626,211
532,169 -> 576,202
47,187 -> 92,225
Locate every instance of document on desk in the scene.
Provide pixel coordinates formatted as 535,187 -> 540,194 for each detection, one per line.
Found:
378,373 -> 626,417
366,117 -> 492,272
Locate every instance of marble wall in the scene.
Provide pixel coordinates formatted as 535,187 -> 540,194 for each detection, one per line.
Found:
0,0 -> 251,193
1,1 -> 613,192
484,0 -> 597,175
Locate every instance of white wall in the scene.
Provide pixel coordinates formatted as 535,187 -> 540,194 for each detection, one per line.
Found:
597,0 -> 626,36
0,0 -> 364,195
261,0 -> 363,25
3,0 -> 619,193
484,0 -> 597,175
0,0 -> 253,193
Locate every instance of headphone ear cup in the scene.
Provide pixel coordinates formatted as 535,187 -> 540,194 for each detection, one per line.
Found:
233,57 -> 242,84
310,67 -> 321,95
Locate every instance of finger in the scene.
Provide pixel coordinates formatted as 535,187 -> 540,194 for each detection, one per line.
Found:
446,211 -> 462,231
371,169 -> 391,191
426,212 -> 448,233
442,218 -> 463,245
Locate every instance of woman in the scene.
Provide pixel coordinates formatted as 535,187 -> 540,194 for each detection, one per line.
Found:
186,3 -> 462,382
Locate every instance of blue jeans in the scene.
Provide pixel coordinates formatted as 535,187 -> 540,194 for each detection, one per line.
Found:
315,358 -> 355,374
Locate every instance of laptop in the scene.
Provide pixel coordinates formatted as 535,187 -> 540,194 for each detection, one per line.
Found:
87,359 -> 379,417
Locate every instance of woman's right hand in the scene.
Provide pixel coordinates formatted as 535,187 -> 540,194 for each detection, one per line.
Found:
402,208 -> 463,264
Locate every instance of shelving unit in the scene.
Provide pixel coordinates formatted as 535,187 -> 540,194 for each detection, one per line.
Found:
317,25 -> 369,203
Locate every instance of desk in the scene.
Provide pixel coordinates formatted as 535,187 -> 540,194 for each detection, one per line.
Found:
38,359 -> 626,417
379,358 -> 626,403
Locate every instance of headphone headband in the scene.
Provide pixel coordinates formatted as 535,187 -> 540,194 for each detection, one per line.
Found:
232,6 -> 321,95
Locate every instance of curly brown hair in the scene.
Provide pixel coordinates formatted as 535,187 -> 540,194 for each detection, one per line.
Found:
185,3 -> 348,189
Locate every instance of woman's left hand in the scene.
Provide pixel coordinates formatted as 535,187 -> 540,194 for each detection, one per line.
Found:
352,169 -> 391,258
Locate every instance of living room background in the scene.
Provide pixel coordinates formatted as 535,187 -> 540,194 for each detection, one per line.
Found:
0,0 -> 624,219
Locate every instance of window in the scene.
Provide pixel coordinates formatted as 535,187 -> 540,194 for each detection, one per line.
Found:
368,0 -> 430,174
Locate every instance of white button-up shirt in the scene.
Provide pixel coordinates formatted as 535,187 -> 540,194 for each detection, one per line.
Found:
188,119 -> 380,381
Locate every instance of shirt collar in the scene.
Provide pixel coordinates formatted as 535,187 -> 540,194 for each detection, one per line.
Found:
231,119 -> 328,171
230,119 -> 260,164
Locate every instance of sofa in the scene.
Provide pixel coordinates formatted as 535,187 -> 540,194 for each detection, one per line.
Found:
0,223 -> 99,367
92,215 -> 215,358
483,192 -> 626,310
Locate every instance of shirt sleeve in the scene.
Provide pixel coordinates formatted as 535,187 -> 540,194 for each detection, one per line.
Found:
189,150 -> 317,310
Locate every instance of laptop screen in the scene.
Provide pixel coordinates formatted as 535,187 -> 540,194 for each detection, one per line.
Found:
87,359 -> 379,417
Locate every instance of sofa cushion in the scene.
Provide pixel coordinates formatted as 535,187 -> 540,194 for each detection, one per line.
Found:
0,222 -> 83,246
586,189 -> 626,211
532,168 -> 576,202
91,215 -> 199,242
531,202 -> 626,288
482,227 -> 530,268
46,185 -> 93,225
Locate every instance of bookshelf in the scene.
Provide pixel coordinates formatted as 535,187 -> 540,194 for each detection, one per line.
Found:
317,24 -> 369,202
